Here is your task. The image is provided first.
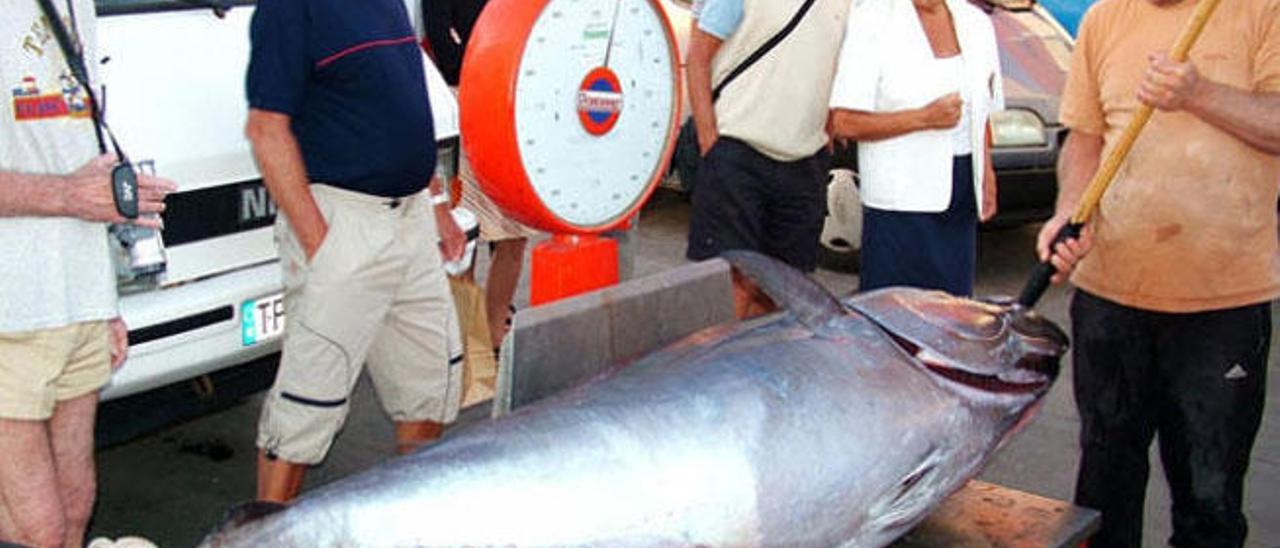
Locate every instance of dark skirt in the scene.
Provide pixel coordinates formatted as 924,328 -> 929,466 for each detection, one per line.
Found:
859,155 -> 977,296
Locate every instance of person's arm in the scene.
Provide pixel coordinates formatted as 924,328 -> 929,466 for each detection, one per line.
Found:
1034,130 -> 1101,282
687,27 -> 723,155
981,12 -> 1004,223
429,176 -> 465,261
245,108 -> 328,260
108,317 -> 128,370
1031,3 -> 1103,284
422,0 -> 463,85
981,122 -> 997,222
1139,53 -> 1280,155
0,155 -> 174,226
828,93 -> 963,142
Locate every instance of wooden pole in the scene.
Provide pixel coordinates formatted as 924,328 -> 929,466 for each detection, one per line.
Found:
1071,0 -> 1223,224
1017,0 -> 1224,307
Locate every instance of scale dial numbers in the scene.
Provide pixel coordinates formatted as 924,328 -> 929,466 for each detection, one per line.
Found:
459,0 -> 681,233
513,0 -> 678,229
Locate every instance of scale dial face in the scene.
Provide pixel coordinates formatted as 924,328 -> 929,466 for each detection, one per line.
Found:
460,0 -> 681,233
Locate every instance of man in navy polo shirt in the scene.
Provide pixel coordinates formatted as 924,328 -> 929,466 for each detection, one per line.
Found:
244,0 -> 466,503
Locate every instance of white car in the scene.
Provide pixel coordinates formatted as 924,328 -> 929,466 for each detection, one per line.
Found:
94,0 -> 459,434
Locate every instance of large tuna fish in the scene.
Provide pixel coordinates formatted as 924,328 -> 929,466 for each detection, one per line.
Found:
200,251 -> 1067,547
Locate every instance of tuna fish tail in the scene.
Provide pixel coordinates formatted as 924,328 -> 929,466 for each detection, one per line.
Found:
720,250 -> 848,333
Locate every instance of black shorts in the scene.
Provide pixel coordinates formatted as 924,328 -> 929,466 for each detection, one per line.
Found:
685,137 -> 829,272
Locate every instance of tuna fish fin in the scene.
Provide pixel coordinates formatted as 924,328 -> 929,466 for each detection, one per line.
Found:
218,500 -> 287,529
720,251 -> 845,331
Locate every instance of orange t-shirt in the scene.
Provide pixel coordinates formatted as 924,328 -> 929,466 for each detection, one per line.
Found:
1061,0 -> 1280,312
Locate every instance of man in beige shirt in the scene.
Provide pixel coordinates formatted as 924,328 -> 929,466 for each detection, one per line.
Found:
684,0 -> 850,275
1039,0 -> 1280,545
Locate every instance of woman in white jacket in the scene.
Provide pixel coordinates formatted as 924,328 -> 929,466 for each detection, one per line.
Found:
828,0 -> 1003,296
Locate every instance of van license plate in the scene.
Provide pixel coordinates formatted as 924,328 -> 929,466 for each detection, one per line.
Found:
242,294 -> 285,347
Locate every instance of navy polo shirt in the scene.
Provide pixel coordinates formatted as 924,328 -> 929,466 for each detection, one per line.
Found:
246,0 -> 435,198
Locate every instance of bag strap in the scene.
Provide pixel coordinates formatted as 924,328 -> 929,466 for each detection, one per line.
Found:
33,0 -> 123,159
711,0 -> 820,102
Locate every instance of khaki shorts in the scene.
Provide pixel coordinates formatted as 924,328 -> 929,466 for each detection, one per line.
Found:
258,185 -> 464,465
0,321 -> 111,420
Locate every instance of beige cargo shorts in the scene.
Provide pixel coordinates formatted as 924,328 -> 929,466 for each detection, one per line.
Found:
258,184 -> 463,465
0,321 -> 111,420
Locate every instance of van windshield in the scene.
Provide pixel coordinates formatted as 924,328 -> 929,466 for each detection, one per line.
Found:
96,0 -> 253,16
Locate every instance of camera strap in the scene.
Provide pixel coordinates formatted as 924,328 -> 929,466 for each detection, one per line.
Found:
33,0 -> 140,218
33,0 -> 126,162
711,0 -> 819,102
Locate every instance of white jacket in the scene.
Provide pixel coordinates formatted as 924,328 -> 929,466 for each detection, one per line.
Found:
830,0 -> 1004,216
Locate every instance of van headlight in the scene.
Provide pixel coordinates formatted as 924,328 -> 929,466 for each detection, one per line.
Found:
991,109 -> 1047,147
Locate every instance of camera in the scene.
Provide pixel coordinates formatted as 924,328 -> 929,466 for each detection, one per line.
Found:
110,161 -> 167,279
112,224 -> 166,276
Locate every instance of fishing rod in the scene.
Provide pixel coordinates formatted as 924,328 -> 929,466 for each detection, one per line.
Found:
1016,0 -> 1223,308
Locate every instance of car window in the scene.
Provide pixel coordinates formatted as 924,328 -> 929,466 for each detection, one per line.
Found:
96,0 -> 254,16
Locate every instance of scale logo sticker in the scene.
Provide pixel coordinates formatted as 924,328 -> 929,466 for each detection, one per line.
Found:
577,66 -> 623,136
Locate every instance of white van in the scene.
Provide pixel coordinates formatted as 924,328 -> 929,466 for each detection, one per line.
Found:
95,0 -> 459,405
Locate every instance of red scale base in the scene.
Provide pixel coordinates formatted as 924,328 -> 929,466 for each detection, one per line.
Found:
529,234 -> 620,306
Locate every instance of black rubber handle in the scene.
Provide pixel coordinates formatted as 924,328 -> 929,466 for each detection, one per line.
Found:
111,163 -> 139,219
1017,222 -> 1084,308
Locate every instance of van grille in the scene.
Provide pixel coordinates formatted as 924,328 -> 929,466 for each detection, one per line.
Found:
128,306 -> 235,345
161,179 -> 275,246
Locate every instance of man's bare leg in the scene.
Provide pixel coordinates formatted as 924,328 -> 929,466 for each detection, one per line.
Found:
484,238 -> 527,347
256,451 -> 306,504
48,393 -> 99,548
394,421 -> 444,455
0,417 -> 66,547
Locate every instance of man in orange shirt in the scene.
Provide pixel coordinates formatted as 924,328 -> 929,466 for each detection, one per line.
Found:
1039,0 -> 1280,546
